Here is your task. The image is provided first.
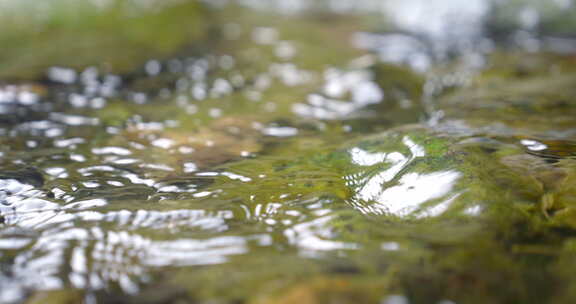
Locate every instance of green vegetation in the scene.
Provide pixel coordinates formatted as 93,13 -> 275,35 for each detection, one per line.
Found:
0,0 -> 208,79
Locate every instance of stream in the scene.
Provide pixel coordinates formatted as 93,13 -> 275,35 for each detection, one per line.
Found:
1,1 -> 576,303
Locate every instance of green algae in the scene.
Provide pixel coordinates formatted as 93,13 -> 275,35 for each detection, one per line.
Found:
25,289 -> 83,304
152,124 -> 566,303
438,73 -> 576,135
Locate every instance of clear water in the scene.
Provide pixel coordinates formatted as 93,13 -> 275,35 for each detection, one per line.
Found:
1,1 -> 576,303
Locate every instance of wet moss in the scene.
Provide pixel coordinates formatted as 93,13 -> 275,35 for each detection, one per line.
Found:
25,289 -> 83,304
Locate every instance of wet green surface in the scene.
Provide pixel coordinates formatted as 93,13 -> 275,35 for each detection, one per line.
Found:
0,0 -> 208,80
1,1 -> 576,303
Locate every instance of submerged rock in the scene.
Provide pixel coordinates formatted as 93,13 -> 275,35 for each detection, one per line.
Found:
252,276 -> 388,304
434,51 -> 576,137
166,124 -> 572,303
437,73 -> 576,136
106,115 -> 263,173
0,167 -> 44,188
25,289 -> 83,304
206,124 -> 545,233
431,52 -> 576,228
487,0 -> 576,40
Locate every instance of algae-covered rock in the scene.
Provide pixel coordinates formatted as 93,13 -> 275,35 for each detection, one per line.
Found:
252,276 -> 389,304
209,124 -> 547,231
432,52 -> 576,228
25,289 -> 83,304
365,63 -> 426,125
105,115 -> 263,173
435,51 -> 576,138
487,0 -> 576,38
206,119 -> 576,242
372,63 -> 424,104
169,124 -> 567,303
0,0 -> 208,80
331,126 -> 545,220
437,73 -> 576,136
323,126 -> 576,303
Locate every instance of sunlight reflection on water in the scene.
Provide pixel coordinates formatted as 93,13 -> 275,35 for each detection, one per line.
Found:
346,136 -> 462,217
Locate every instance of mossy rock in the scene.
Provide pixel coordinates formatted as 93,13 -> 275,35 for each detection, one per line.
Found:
25,289 -> 83,304
487,0 -> 576,38
209,125 -> 554,231
251,276 -> 389,304
437,73 -> 576,136
154,125 -> 576,303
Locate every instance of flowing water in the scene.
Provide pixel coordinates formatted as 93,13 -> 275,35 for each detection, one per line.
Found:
1,1 -> 576,303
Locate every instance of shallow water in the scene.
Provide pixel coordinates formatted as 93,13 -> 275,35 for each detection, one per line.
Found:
1,1 -> 576,303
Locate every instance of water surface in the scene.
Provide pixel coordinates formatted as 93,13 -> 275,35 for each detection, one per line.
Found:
1,1 -> 576,303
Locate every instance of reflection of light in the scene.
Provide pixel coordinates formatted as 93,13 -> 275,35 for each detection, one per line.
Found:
416,191 -> 461,218
352,32 -> 432,71
382,295 -> 410,304
54,137 -> 86,148
518,7 -> 540,30
50,113 -> 99,126
91,146 -> 132,156
263,126 -> 298,137
45,167 -> 68,178
352,79 -> 384,104
347,136 -> 461,217
140,163 -> 174,171
210,79 -> 233,98
64,198 -> 108,210
520,139 -> 547,151
381,242 -> 400,251
0,202 -> 244,297
275,41 -> 296,59
464,204 -> 482,216
351,0 -> 490,70
270,63 -> 313,86
252,27 -> 279,45
405,136 -> 425,157
193,191 -> 212,198
0,85 -> 40,105
151,138 -> 174,149
351,137 -> 425,202
284,215 -> 358,253
147,236 -> 248,267
70,154 -> 86,162
293,68 -> 383,120
382,0 -> 487,38
47,67 -> 77,84
350,147 -> 392,166
8,228 -> 249,295
221,171 -> 252,182
145,60 -> 161,76
183,162 -> 198,173
0,238 -> 30,250
365,171 -> 461,216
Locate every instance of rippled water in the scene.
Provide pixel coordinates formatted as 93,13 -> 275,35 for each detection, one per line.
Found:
1,0 -> 576,303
